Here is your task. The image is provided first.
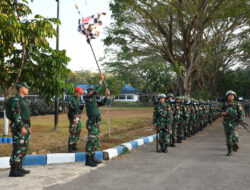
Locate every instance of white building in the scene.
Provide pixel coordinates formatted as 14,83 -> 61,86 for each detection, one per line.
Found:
114,85 -> 141,102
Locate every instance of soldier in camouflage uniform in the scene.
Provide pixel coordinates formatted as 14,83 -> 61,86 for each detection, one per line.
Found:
9,82 -> 31,177
85,74 -> 110,167
220,90 -> 245,156
166,93 -> 180,147
67,87 -> 85,153
153,94 -> 173,153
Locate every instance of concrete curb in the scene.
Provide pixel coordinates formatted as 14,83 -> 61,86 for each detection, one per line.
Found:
0,134 -> 156,169
103,134 -> 156,160
0,151 -> 103,169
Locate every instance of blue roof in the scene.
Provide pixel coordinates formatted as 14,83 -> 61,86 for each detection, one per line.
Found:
76,84 -> 95,90
121,84 -> 141,94
76,84 -> 141,94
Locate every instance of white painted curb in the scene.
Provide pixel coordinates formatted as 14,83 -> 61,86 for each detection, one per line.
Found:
134,138 -> 144,146
0,157 -> 10,169
103,148 -> 118,160
47,153 -> 75,164
148,136 -> 154,142
121,143 -> 133,151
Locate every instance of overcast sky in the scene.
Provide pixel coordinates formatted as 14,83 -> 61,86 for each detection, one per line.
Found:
29,0 -> 112,72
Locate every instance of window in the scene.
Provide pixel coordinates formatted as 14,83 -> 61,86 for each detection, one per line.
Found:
119,95 -> 126,99
127,95 -> 134,100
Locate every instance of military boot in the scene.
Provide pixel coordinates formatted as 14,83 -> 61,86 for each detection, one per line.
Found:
73,143 -> 78,151
92,155 -> 102,164
227,145 -> 232,156
163,144 -> 168,153
9,165 -> 25,177
85,155 -> 97,167
18,163 -> 30,174
171,139 -> 176,147
233,144 -> 239,152
68,145 -> 74,153
160,143 -> 164,152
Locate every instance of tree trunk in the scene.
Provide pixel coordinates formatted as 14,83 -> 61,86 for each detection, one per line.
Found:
4,110 -> 8,136
177,78 -> 184,96
3,87 -> 9,135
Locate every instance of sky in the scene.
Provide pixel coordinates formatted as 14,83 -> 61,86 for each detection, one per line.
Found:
29,0 -> 112,72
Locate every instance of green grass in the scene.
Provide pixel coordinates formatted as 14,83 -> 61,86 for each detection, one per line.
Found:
0,107 -> 154,156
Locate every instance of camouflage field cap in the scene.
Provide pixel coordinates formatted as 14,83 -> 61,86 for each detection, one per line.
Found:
175,96 -> 181,100
166,93 -> 174,99
16,82 -> 30,89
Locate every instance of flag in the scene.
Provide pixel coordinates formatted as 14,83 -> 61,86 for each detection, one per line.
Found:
78,13 -> 106,39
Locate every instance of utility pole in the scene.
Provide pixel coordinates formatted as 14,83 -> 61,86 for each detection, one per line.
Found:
54,0 -> 60,130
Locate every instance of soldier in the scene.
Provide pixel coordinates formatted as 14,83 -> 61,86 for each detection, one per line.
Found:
153,94 -> 173,153
9,82 -> 31,177
85,74 -> 110,167
244,102 -> 249,117
67,87 -> 85,153
166,93 -> 179,147
220,90 -> 245,156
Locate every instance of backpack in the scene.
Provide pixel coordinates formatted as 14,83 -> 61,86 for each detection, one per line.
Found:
4,97 -> 15,121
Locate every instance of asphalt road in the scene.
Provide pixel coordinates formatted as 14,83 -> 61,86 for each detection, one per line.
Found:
1,117 -> 250,190
45,117 -> 250,190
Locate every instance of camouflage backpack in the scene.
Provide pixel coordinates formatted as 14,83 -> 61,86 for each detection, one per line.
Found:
4,97 -> 15,121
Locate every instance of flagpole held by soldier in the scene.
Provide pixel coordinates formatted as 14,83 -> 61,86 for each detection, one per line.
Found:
84,74 -> 110,167
5,82 -> 32,177
67,87 -> 85,153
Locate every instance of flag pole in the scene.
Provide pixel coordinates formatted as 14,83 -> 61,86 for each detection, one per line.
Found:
86,37 -> 107,88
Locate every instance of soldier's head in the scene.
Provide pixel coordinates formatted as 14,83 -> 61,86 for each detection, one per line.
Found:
166,93 -> 174,101
74,87 -> 85,98
226,90 -> 236,102
158,94 -> 166,104
175,96 -> 181,103
16,82 -> 30,96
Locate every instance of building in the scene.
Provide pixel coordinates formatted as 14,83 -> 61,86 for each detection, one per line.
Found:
114,85 -> 141,102
76,84 -> 142,102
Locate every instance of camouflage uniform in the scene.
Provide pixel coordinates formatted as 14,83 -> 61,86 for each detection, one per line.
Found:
172,102 -> 180,144
179,99 -> 189,141
10,94 -> 30,168
222,101 -> 245,153
68,95 -> 83,150
153,102 -> 173,150
85,84 -> 108,157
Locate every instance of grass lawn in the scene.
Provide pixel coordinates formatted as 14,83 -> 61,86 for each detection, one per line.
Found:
0,107 -> 154,157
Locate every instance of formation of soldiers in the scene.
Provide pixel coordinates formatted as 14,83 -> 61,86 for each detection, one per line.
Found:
153,93 -> 222,153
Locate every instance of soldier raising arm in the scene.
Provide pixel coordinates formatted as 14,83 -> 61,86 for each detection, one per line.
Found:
84,74 -> 110,167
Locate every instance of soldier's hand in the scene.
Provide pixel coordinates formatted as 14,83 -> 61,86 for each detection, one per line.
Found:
21,127 -> 27,135
105,88 -> 110,98
221,112 -> 227,116
29,128 -> 32,134
99,74 -> 105,84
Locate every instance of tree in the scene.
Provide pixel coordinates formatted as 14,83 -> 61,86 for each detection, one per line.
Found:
104,0 -> 249,96
0,0 -> 72,134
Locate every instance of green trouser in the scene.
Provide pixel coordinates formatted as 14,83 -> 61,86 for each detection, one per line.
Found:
68,114 -> 82,146
223,121 -> 239,147
10,122 -> 30,166
178,120 -> 185,138
171,122 -> 178,141
158,124 -> 171,145
85,117 -> 101,156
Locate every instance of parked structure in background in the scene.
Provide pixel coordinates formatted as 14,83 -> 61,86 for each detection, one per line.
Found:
114,85 -> 141,102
